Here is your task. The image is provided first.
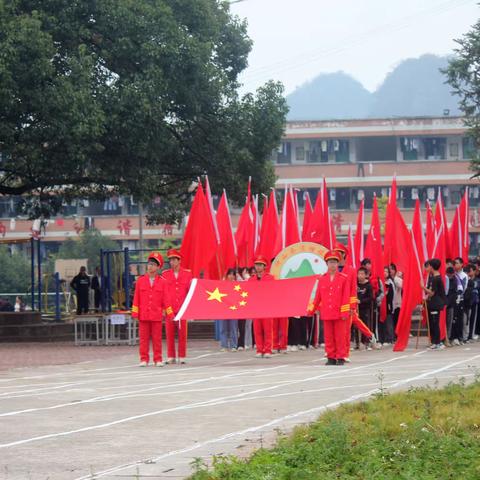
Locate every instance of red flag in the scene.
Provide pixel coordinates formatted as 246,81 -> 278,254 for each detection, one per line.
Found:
308,188 -> 324,244
181,184 -> 218,278
425,200 -> 435,258
274,186 -> 300,255
345,224 -> 355,268
393,232 -> 423,351
235,196 -> 254,268
216,191 -> 237,273
322,178 -> 336,249
175,277 -> 318,320
459,188 -> 470,262
204,176 -> 220,245
412,199 -> 427,268
353,199 -> 365,268
384,178 -> 409,274
450,207 -> 462,261
433,199 -> 448,341
257,190 -> 279,262
302,192 -> 313,241
364,195 -> 384,288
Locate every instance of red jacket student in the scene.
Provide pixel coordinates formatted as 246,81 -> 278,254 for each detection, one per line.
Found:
310,250 -> 350,365
162,249 -> 193,364
131,251 -> 173,367
249,255 -> 274,358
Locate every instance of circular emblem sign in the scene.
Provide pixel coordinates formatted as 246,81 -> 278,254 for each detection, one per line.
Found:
270,242 -> 328,280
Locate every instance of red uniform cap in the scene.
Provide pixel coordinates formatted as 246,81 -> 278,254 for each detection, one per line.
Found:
253,255 -> 268,266
147,251 -> 164,268
167,249 -> 182,259
324,250 -> 342,262
333,242 -> 348,256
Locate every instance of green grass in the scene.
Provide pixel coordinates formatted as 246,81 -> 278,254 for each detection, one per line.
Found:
189,380 -> 480,479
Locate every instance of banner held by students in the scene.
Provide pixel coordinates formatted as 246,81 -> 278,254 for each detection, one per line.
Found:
175,276 -> 318,321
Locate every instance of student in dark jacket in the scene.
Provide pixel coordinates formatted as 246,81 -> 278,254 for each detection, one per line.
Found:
70,266 -> 90,315
464,264 -> 479,341
445,266 -> 457,340
357,267 -> 374,349
423,258 -> 447,350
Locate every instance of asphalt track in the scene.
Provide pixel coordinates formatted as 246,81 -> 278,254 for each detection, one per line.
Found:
1,339 -> 480,479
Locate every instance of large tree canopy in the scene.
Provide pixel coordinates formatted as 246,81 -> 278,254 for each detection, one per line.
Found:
0,0 -> 288,221
445,18 -> 480,175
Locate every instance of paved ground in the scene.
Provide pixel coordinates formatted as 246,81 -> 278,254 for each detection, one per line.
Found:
1,339 -> 480,480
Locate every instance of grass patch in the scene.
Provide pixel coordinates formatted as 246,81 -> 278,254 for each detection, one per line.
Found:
189,380 -> 480,479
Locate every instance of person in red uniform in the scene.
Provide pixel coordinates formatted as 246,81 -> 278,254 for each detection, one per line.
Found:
131,251 -> 174,367
333,243 -> 374,360
309,250 -> 350,365
163,249 -> 193,364
249,255 -> 274,358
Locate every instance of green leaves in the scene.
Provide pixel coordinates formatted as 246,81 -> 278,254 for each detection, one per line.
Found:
445,19 -> 480,172
0,0 -> 287,221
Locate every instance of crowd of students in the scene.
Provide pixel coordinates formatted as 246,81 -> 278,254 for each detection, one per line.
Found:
131,244 -> 480,367
216,252 -> 480,360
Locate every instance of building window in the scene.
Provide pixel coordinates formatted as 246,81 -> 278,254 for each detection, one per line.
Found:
449,142 -> 459,158
335,140 -> 349,163
276,142 -> 292,164
400,137 -> 419,160
423,138 -> 446,160
295,146 -> 305,162
463,137 -> 477,159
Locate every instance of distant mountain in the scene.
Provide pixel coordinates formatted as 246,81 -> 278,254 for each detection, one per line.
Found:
286,72 -> 373,120
370,54 -> 460,117
286,55 -> 460,120
285,258 -> 315,278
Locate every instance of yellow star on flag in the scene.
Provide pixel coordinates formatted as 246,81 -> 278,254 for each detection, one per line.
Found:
234,285 -> 242,292
229,305 -> 238,310
240,291 -> 248,298
239,300 -> 247,307
206,287 -> 228,303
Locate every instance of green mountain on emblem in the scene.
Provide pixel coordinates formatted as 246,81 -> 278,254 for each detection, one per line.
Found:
285,259 -> 316,278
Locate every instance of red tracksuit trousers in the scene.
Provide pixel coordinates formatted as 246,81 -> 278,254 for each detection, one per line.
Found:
273,317 -> 288,351
254,318 -> 273,354
324,319 -> 348,360
139,321 -> 163,363
166,318 -> 187,359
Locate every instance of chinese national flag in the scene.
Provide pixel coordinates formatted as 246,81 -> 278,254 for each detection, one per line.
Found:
175,277 -> 317,321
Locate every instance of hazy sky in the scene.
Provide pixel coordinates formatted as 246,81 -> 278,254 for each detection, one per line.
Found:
229,0 -> 479,95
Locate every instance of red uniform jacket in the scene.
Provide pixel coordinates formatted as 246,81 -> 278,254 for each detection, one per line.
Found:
340,264 -> 358,309
131,275 -> 173,321
248,272 -> 275,283
311,271 -> 350,321
162,268 -> 193,315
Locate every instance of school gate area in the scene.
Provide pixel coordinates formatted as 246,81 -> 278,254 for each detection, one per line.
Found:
1,339 -> 480,480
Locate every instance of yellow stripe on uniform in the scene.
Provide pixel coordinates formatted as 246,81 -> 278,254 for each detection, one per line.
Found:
131,305 -> 139,313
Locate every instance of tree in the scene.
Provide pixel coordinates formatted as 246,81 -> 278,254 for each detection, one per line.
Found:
0,245 -> 31,294
0,1 -> 288,221
444,20 -> 480,175
56,229 -> 118,271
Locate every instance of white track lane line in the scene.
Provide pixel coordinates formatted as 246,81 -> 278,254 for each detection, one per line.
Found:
0,349 -> 222,384
0,355 -> 411,448
72,352 -> 480,480
0,365 -> 289,416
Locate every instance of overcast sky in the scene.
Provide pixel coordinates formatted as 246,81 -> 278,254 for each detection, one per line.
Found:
229,0 -> 479,95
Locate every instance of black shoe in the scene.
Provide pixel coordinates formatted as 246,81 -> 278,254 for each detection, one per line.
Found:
326,358 -> 336,365
336,359 -> 345,366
